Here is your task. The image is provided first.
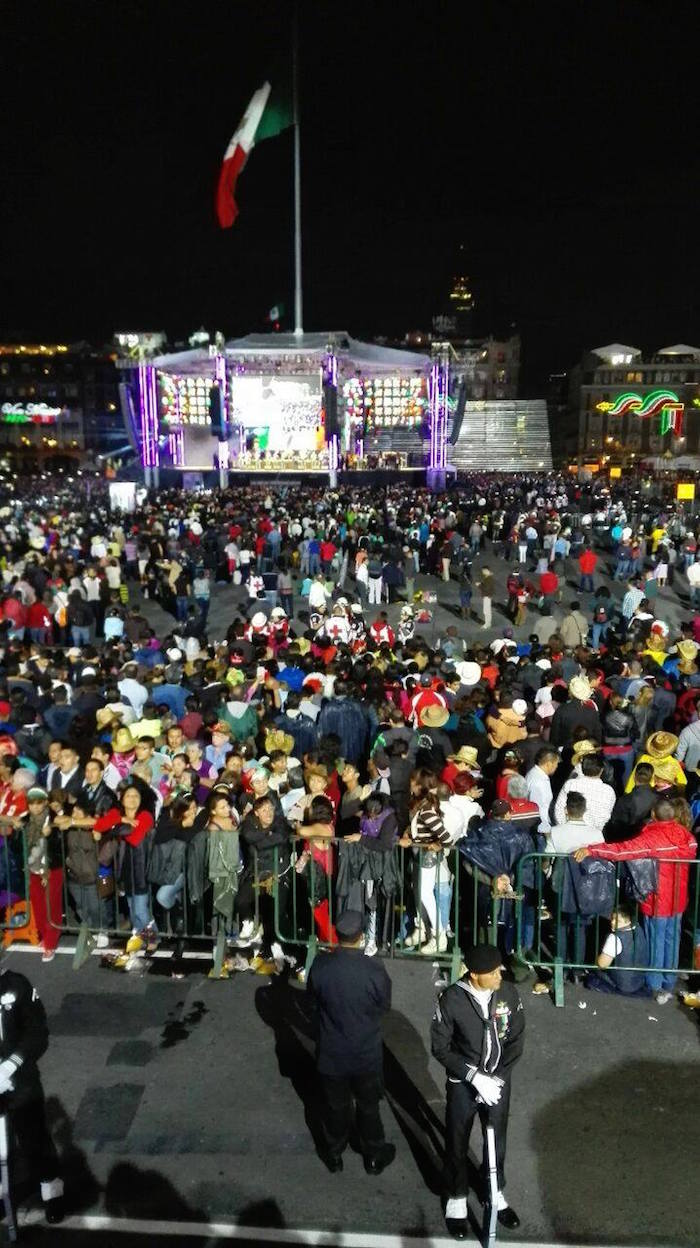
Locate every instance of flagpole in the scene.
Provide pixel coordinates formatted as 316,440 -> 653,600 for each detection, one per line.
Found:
292,0 -> 303,336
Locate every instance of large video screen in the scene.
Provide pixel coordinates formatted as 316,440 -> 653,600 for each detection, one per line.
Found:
231,373 -> 322,452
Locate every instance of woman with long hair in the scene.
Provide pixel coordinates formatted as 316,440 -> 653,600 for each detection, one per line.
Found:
401,769 -> 452,954
93,784 -> 155,948
205,788 -> 241,937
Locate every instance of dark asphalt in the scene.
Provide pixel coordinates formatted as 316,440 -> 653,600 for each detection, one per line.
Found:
5,947 -> 698,1247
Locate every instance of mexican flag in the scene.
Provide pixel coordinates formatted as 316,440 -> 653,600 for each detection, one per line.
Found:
216,82 -> 292,228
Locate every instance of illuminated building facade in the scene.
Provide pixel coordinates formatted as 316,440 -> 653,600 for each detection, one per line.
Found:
570,343 -> 700,466
0,342 -> 122,459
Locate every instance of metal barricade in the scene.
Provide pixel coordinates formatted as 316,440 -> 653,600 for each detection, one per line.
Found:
0,825 -> 30,939
42,820 -> 261,975
514,850 -> 700,1007
269,836 -> 504,982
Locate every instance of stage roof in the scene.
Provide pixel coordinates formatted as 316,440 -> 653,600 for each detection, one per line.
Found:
152,333 -> 430,376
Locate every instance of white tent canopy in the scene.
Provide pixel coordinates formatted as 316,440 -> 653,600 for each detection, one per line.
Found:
152,332 -> 430,377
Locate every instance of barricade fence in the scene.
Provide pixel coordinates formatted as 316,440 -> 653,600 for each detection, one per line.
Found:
7,824 -> 698,1004
4,824 -> 498,978
514,851 -> 700,1006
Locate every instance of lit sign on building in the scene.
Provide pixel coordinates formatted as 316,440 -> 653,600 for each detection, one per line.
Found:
0,403 -> 62,424
599,389 -> 684,436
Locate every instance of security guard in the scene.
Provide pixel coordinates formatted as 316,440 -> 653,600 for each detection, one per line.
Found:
306,909 -> 395,1175
431,944 -> 524,1240
0,964 -> 64,1223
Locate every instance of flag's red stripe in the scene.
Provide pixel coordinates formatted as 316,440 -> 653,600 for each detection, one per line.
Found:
215,144 -> 248,229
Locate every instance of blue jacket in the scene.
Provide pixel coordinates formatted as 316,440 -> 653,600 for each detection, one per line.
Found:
317,697 -> 369,764
274,711 -> 318,758
459,818 -> 537,886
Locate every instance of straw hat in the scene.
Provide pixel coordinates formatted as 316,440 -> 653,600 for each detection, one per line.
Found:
265,729 -> 294,756
112,727 -> 135,754
568,675 -> 592,701
419,704 -> 449,729
448,745 -> 479,766
572,739 -> 600,760
645,731 -> 678,759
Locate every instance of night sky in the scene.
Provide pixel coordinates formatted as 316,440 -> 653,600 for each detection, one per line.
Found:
2,1 -> 698,389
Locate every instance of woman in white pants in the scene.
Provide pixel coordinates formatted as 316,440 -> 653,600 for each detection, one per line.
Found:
400,773 -> 453,955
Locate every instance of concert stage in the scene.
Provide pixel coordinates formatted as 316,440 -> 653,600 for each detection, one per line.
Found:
121,332 -> 437,487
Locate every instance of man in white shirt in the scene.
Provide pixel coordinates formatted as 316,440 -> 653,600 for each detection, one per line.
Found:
118,663 -> 148,718
525,747 -> 560,837
545,791 -> 604,855
553,754 -> 615,831
308,573 -> 330,613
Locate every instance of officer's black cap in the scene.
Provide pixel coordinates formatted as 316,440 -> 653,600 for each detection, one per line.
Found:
465,944 -> 503,974
336,910 -> 364,941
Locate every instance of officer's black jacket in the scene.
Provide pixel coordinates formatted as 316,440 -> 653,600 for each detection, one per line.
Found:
306,947 -> 391,1077
431,978 -> 524,1082
0,968 -> 49,1107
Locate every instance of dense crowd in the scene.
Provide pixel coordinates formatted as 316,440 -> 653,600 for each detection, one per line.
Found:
0,470 -> 698,1003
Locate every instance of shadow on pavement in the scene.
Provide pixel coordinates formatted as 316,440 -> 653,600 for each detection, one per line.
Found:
532,1058 -> 700,1246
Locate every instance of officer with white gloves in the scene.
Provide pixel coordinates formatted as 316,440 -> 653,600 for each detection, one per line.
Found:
0,965 -> 64,1224
431,944 -> 524,1240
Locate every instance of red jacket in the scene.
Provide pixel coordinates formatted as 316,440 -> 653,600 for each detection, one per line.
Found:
539,571 -> 558,596
578,550 -> 597,574
1,597 -> 26,628
94,808 -> 154,847
27,602 -> 52,631
589,819 -> 697,917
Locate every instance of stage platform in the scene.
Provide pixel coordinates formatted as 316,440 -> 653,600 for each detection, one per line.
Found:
149,467 -> 429,490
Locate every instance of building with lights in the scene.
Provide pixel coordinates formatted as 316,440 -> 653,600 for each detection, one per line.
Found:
569,343 -> 700,468
0,342 -> 122,462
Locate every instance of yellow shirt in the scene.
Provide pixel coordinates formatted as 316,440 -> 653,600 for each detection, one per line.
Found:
625,753 -> 686,792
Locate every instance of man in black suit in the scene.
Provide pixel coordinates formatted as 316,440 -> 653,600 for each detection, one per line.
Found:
53,745 -> 84,798
306,910 -> 395,1175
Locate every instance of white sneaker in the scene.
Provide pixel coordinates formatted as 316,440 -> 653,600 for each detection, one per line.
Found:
655,990 -> 673,1005
95,932 -> 110,949
236,920 -> 255,945
271,941 -> 285,972
364,941 -> 378,958
421,937 -> 439,955
404,927 -> 424,947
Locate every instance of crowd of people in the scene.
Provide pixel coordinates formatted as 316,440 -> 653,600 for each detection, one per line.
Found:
0,470 -> 697,1004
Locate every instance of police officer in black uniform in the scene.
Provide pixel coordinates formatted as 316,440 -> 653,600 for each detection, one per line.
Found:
306,909 -> 395,1175
431,944 -> 524,1240
0,963 -> 64,1224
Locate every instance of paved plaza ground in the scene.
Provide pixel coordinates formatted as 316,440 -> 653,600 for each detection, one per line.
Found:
9,946 -> 699,1248
142,539 -> 692,657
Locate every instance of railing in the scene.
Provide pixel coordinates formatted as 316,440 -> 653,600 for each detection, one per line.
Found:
514,850 -> 700,1006
14,825 -> 699,1009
